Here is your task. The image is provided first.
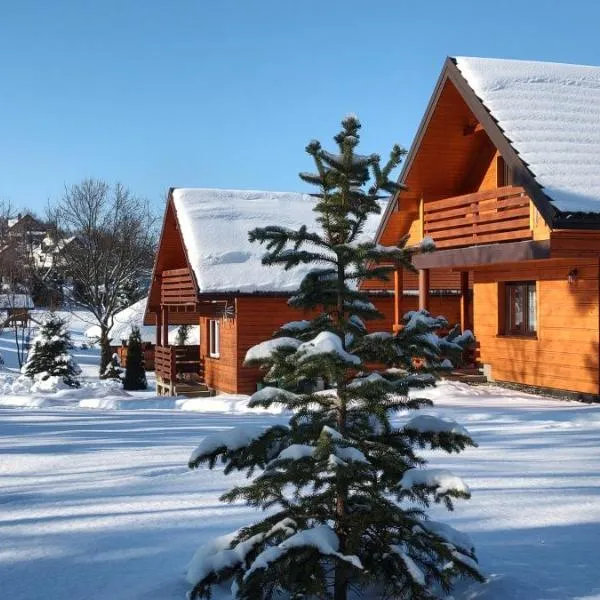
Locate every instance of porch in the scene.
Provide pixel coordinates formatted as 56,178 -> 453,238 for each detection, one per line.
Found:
155,344 -> 215,397
392,185 -> 535,330
151,267 -> 228,397
390,186 -> 538,376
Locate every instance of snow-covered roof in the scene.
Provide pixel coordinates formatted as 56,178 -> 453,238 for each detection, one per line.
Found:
454,57 -> 600,213
0,294 -> 34,309
172,188 -> 386,293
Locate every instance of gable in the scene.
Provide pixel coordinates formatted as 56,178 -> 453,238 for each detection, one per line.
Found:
379,77 -> 507,247
377,57 -> 564,251
455,57 -> 600,214
146,196 -> 198,315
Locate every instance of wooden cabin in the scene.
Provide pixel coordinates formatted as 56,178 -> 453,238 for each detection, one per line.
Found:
144,188 -> 465,396
376,56 -> 600,398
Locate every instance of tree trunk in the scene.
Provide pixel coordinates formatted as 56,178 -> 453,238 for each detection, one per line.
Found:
99,326 -> 112,377
334,260 -> 348,600
334,397 -> 348,600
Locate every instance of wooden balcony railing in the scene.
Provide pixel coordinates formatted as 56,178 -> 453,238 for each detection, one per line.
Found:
161,268 -> 197,305
155,345 -> 203,383
424,185 -> 532,249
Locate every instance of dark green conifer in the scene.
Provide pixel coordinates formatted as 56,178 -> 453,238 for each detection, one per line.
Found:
123,326 -> 147,390
187,115 -> 481,600
23,313 -> 80,387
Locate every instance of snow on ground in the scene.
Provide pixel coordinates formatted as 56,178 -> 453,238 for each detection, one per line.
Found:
0,309 -> 101,378
1,381 -> 600,599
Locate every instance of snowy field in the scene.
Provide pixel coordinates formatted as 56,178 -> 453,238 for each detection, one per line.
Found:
2,312 -> 600,599
1,381 -> 600,599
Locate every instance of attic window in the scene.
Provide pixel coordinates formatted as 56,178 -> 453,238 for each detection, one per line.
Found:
497,156 -> 512,187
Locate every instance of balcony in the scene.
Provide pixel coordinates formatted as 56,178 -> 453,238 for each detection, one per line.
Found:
424,185 -> 531,249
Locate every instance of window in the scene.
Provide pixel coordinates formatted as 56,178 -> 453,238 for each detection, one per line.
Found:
497,156 -> 512,187
504,282 -> 536,336
209,319 -> 220,358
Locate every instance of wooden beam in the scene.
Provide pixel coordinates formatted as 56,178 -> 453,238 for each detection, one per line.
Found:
162,306 -> 169,346
393,268 -> 403,329
413,240 -> 551,270
460,271 -> 470,331
156,310 -> 162,346
419,269 -> 430,311
463,121 -> 484,135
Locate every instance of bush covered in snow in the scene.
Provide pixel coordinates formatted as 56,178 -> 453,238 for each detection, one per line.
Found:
22,313 -> 81,387
103,352 -> 123,381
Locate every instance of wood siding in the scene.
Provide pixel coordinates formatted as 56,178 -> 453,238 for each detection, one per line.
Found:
551,230 -> 600,258
234,294 -> 462,394
147,198 -> 198,316
473,259 -> 599,395
200,313 -> 239,394
235,296 -> 317,395
361,268 -> 464,291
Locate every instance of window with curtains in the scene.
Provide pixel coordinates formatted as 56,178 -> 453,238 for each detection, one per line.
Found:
504,282 -> 537,336
208,319 -> 220,358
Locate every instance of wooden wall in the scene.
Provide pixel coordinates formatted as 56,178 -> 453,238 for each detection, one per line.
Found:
361,268 -> 463,291
199,314 -> 239,394
233,293 -> 462,394
235,296 -> 316,394
473,258 -> 599,395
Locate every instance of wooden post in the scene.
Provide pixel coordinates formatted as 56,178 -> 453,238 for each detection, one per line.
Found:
162,306 -> 169,348
393,267 -> 403,331
460,271 -> 470,331
418,269 -> 430,311
156,310 -> 162,347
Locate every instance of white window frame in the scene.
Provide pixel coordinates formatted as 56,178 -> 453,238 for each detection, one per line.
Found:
209,319 -> 220,358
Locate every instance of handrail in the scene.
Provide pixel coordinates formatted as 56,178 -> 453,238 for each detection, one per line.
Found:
425,185 -> 525,213
423,186 -> 531,250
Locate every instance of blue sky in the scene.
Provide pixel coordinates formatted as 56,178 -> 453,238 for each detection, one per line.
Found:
2,0 -> 600,213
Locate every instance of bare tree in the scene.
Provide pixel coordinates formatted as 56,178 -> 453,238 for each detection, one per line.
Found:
50,179 -> 158,374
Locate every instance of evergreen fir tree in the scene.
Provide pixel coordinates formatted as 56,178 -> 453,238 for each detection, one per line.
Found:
187,115 -> 482,600
103,352 -> 123,381
123,326 -> 147,390
23,313 -> 81,387
176,324 -> 191,346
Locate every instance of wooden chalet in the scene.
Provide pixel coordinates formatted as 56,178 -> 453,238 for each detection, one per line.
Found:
376,56 -> 600,397
145,189 -> 402,396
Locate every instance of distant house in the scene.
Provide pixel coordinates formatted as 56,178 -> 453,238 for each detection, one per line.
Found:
0,213 -> 77,306
144,189 -> 421,396
376,56 -> 600,397
0,293 -> 34,326
5,213 -> 47,243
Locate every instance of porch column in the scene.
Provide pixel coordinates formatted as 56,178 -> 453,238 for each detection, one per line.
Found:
418,269 -> 430,311
393,266 -> 403,331
162,306 -> 169,347
155,310 -> 162,346
460,271 -> 471,332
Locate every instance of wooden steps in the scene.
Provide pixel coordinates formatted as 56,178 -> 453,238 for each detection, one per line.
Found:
156,375 -> 215,397
173,382 -> 216,398
443,367 -> 488,385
